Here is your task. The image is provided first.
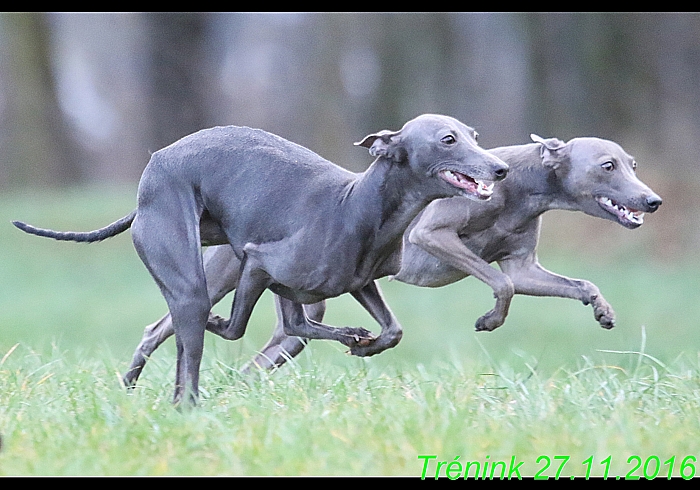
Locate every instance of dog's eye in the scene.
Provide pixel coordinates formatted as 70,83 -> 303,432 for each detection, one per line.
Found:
632,160 -> 637,172
473,131 -> 479,144
441,135 -> 456,145
601,161 -> 615,171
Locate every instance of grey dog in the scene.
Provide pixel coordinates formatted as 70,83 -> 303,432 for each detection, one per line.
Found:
12,114 -> 509,404
120,133 -> 661,379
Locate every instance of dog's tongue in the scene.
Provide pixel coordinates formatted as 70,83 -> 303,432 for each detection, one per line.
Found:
441,170 -> 494,199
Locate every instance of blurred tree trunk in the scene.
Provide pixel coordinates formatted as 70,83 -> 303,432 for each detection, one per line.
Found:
0,13 -> 84,188
370,13 -> 454,132
144,13 -> 215,150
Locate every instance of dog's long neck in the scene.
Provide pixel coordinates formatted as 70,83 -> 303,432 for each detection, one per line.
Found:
342,158 -> 436,273
493,143 -> 575,220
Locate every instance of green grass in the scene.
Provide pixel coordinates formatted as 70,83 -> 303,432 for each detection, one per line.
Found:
2,344 -> 700,476
0,185 -> 698,476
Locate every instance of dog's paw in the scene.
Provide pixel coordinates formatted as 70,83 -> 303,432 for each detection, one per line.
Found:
591,297 -> 615,329
349,344 -> 377,357
336,326 -> 376,348
474,310 -> 505,332
349,331 -> 402,357
594,305 -> 616,329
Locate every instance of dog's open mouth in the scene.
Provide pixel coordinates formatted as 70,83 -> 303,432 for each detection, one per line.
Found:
440,170 -> 494,200
597,196 -> 644,228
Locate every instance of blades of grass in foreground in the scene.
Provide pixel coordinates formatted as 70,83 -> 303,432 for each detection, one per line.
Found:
2,342 -> 700,476
597,326 -> 668,370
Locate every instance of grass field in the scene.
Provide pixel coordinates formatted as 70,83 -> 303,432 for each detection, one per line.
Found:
1,185 -> 699,477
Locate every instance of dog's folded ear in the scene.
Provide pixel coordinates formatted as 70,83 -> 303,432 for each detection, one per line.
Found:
530,134 -> 567,169
355,130 -> 407,162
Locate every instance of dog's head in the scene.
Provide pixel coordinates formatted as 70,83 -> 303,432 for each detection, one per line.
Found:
532,134 -> 662,229
356,114 -> 509,202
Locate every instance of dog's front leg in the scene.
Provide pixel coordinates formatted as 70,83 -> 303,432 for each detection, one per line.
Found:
499,255 -> 615,329
346,281 -> 403,357
207,252 -> 273,341
408,221 -> 514,332
240,298 -> 324,374
275,296 -> 375,348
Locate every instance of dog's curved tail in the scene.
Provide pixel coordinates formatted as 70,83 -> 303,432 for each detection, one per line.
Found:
12,210 -> 137,243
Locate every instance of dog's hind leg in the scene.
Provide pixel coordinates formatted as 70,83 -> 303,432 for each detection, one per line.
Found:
123,315 -> 176,389
123,245 -> 241,388
131,197 -> 211,405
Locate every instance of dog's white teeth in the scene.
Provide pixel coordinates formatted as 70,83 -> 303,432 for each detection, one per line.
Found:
475,180 -> 494,197
445,170 -> 463,183
476,180 -> 493,190
599,197 -> 643,224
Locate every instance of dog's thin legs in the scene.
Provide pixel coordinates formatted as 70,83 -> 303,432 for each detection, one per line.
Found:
123,314 -> 176,388
170,306 -> 208,406
123,246 -> 241,388
184,281 -> 399,374
131,199 -> 211,405
240,298 -> 322,374
499,256 -> 615,329
142,282 -> 209,406
409,220 -> 514,332
174,337 -> 185,396
274,296 -> 375,348
202,243 -> 376,349
346,281 -> 403,357
206,253 -> 272,341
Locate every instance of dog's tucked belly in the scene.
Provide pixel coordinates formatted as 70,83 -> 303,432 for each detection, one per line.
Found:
266,267 -> 374,303
268,283 -> 335,304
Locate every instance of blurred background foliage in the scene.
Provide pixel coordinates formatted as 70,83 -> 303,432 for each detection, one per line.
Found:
0,13 -> 698,369
1,12 -> 697,259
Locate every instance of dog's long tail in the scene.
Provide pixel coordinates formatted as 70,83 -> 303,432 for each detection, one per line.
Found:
12,210 -> 137,243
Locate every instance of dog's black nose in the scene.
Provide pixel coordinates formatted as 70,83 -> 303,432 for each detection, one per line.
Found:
494,165 -> 509,181
646,195 -> 662,211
